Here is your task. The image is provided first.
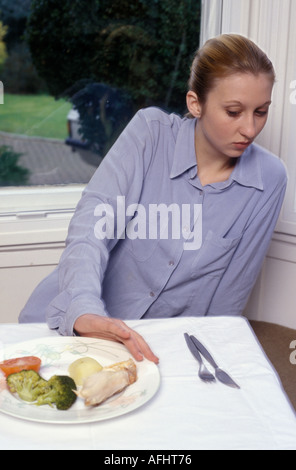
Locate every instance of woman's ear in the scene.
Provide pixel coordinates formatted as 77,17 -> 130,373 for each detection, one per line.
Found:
186,91 -> 202,118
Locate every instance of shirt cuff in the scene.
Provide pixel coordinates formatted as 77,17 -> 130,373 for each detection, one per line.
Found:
46,290 -> 108,336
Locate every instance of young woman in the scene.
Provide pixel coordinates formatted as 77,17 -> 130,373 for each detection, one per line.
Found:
19,34 -> 287,364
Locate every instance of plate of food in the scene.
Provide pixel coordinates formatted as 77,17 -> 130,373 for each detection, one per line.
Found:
0,336 -> 160,424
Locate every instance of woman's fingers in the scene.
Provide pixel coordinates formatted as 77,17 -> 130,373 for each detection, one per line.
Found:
121,328 -> 159,364
73,314 -> 159,364
74,314 -> 129,340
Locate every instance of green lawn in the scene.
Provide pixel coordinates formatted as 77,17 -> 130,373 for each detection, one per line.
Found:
0,94 -> 72,140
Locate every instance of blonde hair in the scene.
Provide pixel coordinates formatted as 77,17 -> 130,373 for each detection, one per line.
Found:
188,34 -> 275,106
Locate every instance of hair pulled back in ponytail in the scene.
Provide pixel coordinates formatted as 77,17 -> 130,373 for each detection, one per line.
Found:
188,34 -> 275,107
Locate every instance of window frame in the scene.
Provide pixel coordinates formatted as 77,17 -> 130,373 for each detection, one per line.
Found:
0,3 -> 203,247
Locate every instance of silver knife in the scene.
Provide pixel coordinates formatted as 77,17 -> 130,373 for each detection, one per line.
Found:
190,335 -> 240,389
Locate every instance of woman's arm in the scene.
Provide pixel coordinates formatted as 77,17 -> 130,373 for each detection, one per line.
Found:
46,110 -> 159,361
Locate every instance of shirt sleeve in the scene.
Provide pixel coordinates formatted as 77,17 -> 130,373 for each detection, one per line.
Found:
207,167 -> 287,316
46,110 -> 154,335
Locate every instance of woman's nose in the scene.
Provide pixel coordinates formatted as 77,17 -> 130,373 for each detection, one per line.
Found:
240,116 -> 257,140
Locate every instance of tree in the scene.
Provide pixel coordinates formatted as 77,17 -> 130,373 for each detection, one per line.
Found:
0,146 -> 29,186
26,0 -> 201,112
26,0 -> 200,155
0,0 -> 46,93
0,0 -> 31,49
0,21 -> 7,67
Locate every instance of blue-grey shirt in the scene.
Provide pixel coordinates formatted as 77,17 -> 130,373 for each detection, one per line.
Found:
19,107 -> 287,335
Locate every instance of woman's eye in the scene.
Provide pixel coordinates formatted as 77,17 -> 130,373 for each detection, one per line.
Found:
255,110 -> 268,117
227,109 -> 268,118
227,110 -> 240,117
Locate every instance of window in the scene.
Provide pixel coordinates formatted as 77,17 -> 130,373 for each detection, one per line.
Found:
0,0 -> 202,230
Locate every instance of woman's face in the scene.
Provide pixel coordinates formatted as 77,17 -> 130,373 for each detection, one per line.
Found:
191,72 -> 273,160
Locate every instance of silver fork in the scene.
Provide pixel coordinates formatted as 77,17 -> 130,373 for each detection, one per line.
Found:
190,335 -> 240,389
184,333 -> 216,383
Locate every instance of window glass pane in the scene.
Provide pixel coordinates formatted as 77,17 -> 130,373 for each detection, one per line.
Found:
0,0 -> 201,189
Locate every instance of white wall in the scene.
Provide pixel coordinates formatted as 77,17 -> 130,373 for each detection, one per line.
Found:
0,187 -> 81,323
245,235 -> 296,328
0,241 -> 64,323
0,265 -> 56,323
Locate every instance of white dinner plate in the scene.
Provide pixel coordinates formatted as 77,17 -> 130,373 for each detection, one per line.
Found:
0,337 -> 160,424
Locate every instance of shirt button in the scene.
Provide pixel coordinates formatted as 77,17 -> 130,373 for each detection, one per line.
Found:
149,291 -> 155,297
168,260 -> 175,266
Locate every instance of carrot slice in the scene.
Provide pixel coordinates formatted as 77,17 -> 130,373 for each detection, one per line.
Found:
0,356 -> 41,377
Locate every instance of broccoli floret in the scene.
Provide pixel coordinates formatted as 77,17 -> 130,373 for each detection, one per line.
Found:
7,370 -> 49,403
36,375 -> 77,410
7,370 -> 77,411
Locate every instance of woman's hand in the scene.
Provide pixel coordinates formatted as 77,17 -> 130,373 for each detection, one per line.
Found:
74,314 -> 159,364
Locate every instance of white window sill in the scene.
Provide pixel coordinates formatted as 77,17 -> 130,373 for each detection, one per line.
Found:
0,184 -> 84,246
1,184 -> 84,214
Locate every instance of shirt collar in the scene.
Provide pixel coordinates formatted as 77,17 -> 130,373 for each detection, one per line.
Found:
170,117 -> 264,191
170,117 -> 197,179
230,144 -> 264,190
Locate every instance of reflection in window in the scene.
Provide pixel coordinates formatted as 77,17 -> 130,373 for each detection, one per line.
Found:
0,0 -> 201,187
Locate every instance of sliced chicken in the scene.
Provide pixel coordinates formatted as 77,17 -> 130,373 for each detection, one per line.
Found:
76,358 -> 137,407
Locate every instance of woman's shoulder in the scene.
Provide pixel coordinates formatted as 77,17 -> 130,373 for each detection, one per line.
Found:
251,143 -> 287,185
135,106 -> 184,128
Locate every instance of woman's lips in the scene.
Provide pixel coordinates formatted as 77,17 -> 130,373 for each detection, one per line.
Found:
233,141 -> 251,150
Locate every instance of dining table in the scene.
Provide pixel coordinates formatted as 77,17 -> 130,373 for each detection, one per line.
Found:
0,316 -> 296,451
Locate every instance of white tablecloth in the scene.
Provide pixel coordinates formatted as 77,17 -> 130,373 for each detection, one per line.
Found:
0,317 -> 295,450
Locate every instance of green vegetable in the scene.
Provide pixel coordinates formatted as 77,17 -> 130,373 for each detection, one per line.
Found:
35,375 -> 77,410
7,371 -> 77,411
7,370 -> 49,403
